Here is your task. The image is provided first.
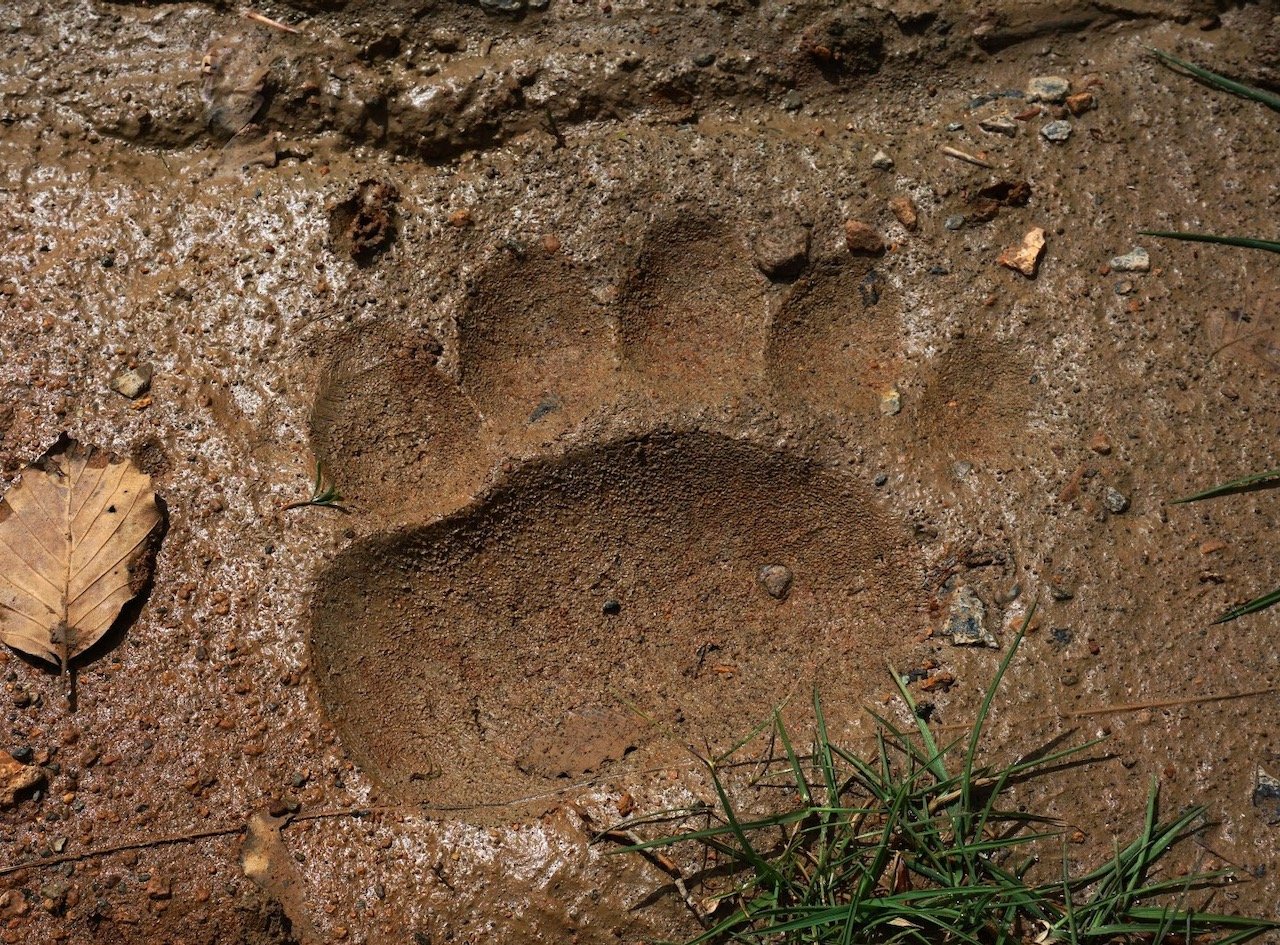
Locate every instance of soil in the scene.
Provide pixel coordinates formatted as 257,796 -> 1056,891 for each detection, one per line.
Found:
1,0 -> 1279,942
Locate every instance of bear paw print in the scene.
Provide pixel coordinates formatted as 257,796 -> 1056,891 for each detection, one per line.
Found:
306,214 -> 1036,819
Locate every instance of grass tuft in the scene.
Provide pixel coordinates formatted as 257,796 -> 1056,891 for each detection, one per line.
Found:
606,612 -> 1278,944
280,462 -> 347,513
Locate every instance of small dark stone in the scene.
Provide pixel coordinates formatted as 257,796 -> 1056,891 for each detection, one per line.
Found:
874,473 -> 888,487
602,599 -> 621,616
858,269 -> 884,306
11,745 -> 33,763
529,395 -> 562,423
1050,627 -> 1073,647
692,52 -> 716,68
781,91 -> 804,112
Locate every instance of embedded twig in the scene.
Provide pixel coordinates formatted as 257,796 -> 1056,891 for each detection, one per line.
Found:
941,146 -> 995,169
1062,686 -> 1279,719
596,826 -> 707,926
243,9 -> 301,34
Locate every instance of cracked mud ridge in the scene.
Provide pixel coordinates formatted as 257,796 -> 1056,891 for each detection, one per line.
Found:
1,0 -> 1279,942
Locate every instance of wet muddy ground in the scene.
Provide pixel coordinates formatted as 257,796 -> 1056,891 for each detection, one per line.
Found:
1,0 -> 1279,942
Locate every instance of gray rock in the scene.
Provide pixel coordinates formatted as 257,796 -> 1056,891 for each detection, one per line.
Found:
1040,120 -> 1072,142
781,91 -> 804,112
947,586 -> 997,648
758,564 -> 793,600
1253,767 -> 1280,824
1027,75 -> 1071,104
946,121 -> 964,132
1103,487 -> 1130,514
479,0 -> 524,12
871,150 -> 894,171
1114,280 -> 1134,296
109,363 -> 153,399
1109,248 -> 1150,273
978,113 -> 1018,137
952,460 -> 973,479
944,214 -> 966,231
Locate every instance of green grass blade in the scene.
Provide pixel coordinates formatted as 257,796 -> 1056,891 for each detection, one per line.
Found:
1173,466 -> 1280,503
1139,230 -> 1280,255
812,689 -> 840,804
1214,586 -> 1280,623
966,605 -> 1035,841
885,669 -> 948,782
1148,47 -> 1280,112
773,709 -> 811,806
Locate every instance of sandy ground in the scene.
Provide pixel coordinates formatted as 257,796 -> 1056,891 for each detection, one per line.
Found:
1,0 -> 1278,942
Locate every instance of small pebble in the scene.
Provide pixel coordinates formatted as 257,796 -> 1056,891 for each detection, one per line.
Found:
602,599 -> 621,616
952,460 -> 973,479
757,565 -> 793,601
781,91 -> 803,112
873,473 -> 888,487
753,222 -> 810,280
995,583 -> 1021,605
1040,120 -> 1072,142
946,586 -> 997,648
888,195 -> 918,231
1065,91 -> 1095,115
997,227 -> 1046,277
879,388 -> 901,416
843,220 -> 885,255
692,52 -> 716,68
1109,248 -> 1150,273
1027,75 -> 1071,104
1103,487 -> 1130,514
1114,280 -> 1134,296
870,150 -> 894,171
944,214 -> 966,231
978,113 -> 1018,136
109,363 -> 153,400
946,121 -> 964,132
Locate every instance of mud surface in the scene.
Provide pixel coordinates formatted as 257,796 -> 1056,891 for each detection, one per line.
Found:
1,0 -> 1279,942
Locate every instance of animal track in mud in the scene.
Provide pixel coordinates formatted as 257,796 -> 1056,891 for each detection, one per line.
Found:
307,218 -> 1040,816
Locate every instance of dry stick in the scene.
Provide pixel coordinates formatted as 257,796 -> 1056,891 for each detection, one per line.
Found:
242,9 -> 301,33
597,826 -> 706,927
0,824 -> 244,878
941,145 -> 995,169
1060,685 -> 1278,719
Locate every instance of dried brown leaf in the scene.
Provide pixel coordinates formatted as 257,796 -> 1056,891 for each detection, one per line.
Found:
0,438 -> 162,672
